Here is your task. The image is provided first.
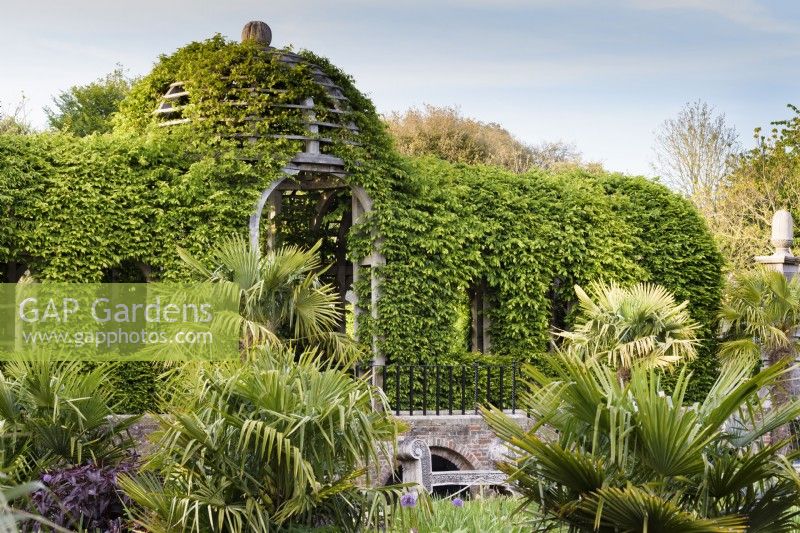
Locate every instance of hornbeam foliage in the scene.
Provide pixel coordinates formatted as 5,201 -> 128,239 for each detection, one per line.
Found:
0,35 -> 722,407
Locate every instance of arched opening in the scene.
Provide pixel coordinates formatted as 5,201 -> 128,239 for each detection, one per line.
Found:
468,278 -> 492,353
249,176 -> 381,358
256,184 -> 354,333
2,261 -> 28,283
548,276 -> 575,337
385,465 -> 403,487
101,260 -> 151,283
431,453 -> 468,498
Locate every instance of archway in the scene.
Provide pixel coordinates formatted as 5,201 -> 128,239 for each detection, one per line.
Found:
249,173 -> 383,360
430,447 -> 472,498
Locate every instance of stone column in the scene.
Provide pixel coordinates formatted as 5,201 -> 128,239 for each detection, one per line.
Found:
397,438 -> 433,493
755,210 -> 800,446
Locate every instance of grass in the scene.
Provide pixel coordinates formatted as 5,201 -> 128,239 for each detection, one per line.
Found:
387,495 -> 529,532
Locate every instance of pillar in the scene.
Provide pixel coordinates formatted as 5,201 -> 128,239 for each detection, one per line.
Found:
754,210 -> 800,446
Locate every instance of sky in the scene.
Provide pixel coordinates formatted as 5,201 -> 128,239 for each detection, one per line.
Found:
2,0 -> 800,176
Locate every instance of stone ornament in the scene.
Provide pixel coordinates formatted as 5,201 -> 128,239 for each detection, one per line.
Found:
755,209 -> 799,280
771,209 -> 794,252
241,20 -> 272,46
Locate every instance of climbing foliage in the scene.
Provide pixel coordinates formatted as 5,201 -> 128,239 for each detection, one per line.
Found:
372,161 -> 722,401
0,34 -> 722,405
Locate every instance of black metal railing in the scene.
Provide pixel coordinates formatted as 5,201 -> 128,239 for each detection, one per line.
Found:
356,362 -> 521,416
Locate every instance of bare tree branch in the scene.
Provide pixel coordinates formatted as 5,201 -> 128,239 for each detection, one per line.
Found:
651,100 -> 740,216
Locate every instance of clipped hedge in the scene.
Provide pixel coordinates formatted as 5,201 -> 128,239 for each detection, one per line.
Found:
0,35 -> 723,408
375,159 -> 642,361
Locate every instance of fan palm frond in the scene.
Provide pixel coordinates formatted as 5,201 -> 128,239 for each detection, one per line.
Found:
180,236 -> 355,362
562,281 -> 699,373
483,352 -> 800,530
122,344 -> 401,532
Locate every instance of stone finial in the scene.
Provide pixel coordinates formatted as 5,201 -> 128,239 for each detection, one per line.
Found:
771,209 -> 794,253
755,209 -> 799,279
241,21 -> 272,46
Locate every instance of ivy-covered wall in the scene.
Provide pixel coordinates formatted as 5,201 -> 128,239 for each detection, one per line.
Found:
0,35 -> 723,408
372,160 -> 724,402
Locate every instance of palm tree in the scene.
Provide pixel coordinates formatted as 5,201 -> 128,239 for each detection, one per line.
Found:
0,361 -> 139,483
559,281 -> 699,378
178,235 -> 357,362
119,345 -> 401,532
483,352 -> 800,532
719,267 -> 800,443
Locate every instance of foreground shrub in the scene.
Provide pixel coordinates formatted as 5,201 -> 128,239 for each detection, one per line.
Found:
0,361 -> 139,483
119,346 -> 402,532
29,461 -> 136,532
484,353 -> 800,531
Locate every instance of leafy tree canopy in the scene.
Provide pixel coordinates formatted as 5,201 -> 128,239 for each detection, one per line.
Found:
712,104 -> 800,271
0,96 -> 32,135
45,68 -> 134,136
385,104 -> 597,173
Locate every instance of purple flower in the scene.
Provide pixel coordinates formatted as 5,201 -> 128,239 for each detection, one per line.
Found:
400,492 -> 417,508
452,497 -> 464,507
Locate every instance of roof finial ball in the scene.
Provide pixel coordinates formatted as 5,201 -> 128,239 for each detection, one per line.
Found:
241,21 -> 272,46
771,209 -> 794,254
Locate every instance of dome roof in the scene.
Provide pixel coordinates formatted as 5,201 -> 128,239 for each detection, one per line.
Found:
150,21 -> 363,177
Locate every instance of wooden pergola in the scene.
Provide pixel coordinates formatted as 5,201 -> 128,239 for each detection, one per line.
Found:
153,21 -> 386,363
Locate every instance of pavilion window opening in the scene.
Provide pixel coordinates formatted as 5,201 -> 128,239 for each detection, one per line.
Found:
468,278 -> 492,353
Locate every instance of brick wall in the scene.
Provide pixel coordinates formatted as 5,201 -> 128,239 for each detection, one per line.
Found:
374,412 -> 533,484
127,412 -> 534,486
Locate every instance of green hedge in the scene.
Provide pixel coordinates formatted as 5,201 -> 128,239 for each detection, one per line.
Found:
0,35 -> 723,408
371,161 -> 723,400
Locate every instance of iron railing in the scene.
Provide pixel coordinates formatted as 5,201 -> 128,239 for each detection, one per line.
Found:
356,363 -> 521,416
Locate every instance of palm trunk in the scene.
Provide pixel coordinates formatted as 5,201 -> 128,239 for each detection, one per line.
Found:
617,366 -> 631,385
767,346 -> 797,448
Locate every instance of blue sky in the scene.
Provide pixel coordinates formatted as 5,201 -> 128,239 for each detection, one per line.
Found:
2,0 -> 800,176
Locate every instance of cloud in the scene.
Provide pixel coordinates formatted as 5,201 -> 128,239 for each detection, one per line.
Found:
628,0 -> 795,33
332,0 -> 795,34
351,44 -> 774,93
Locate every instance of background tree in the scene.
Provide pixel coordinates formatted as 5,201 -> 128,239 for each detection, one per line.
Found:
713,105 -> 800,271
385,104 -> 593,172
652,100 -> 739,218
0,96 -> 31,135
45,68 -> 133,136
527,139 -> 582,171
